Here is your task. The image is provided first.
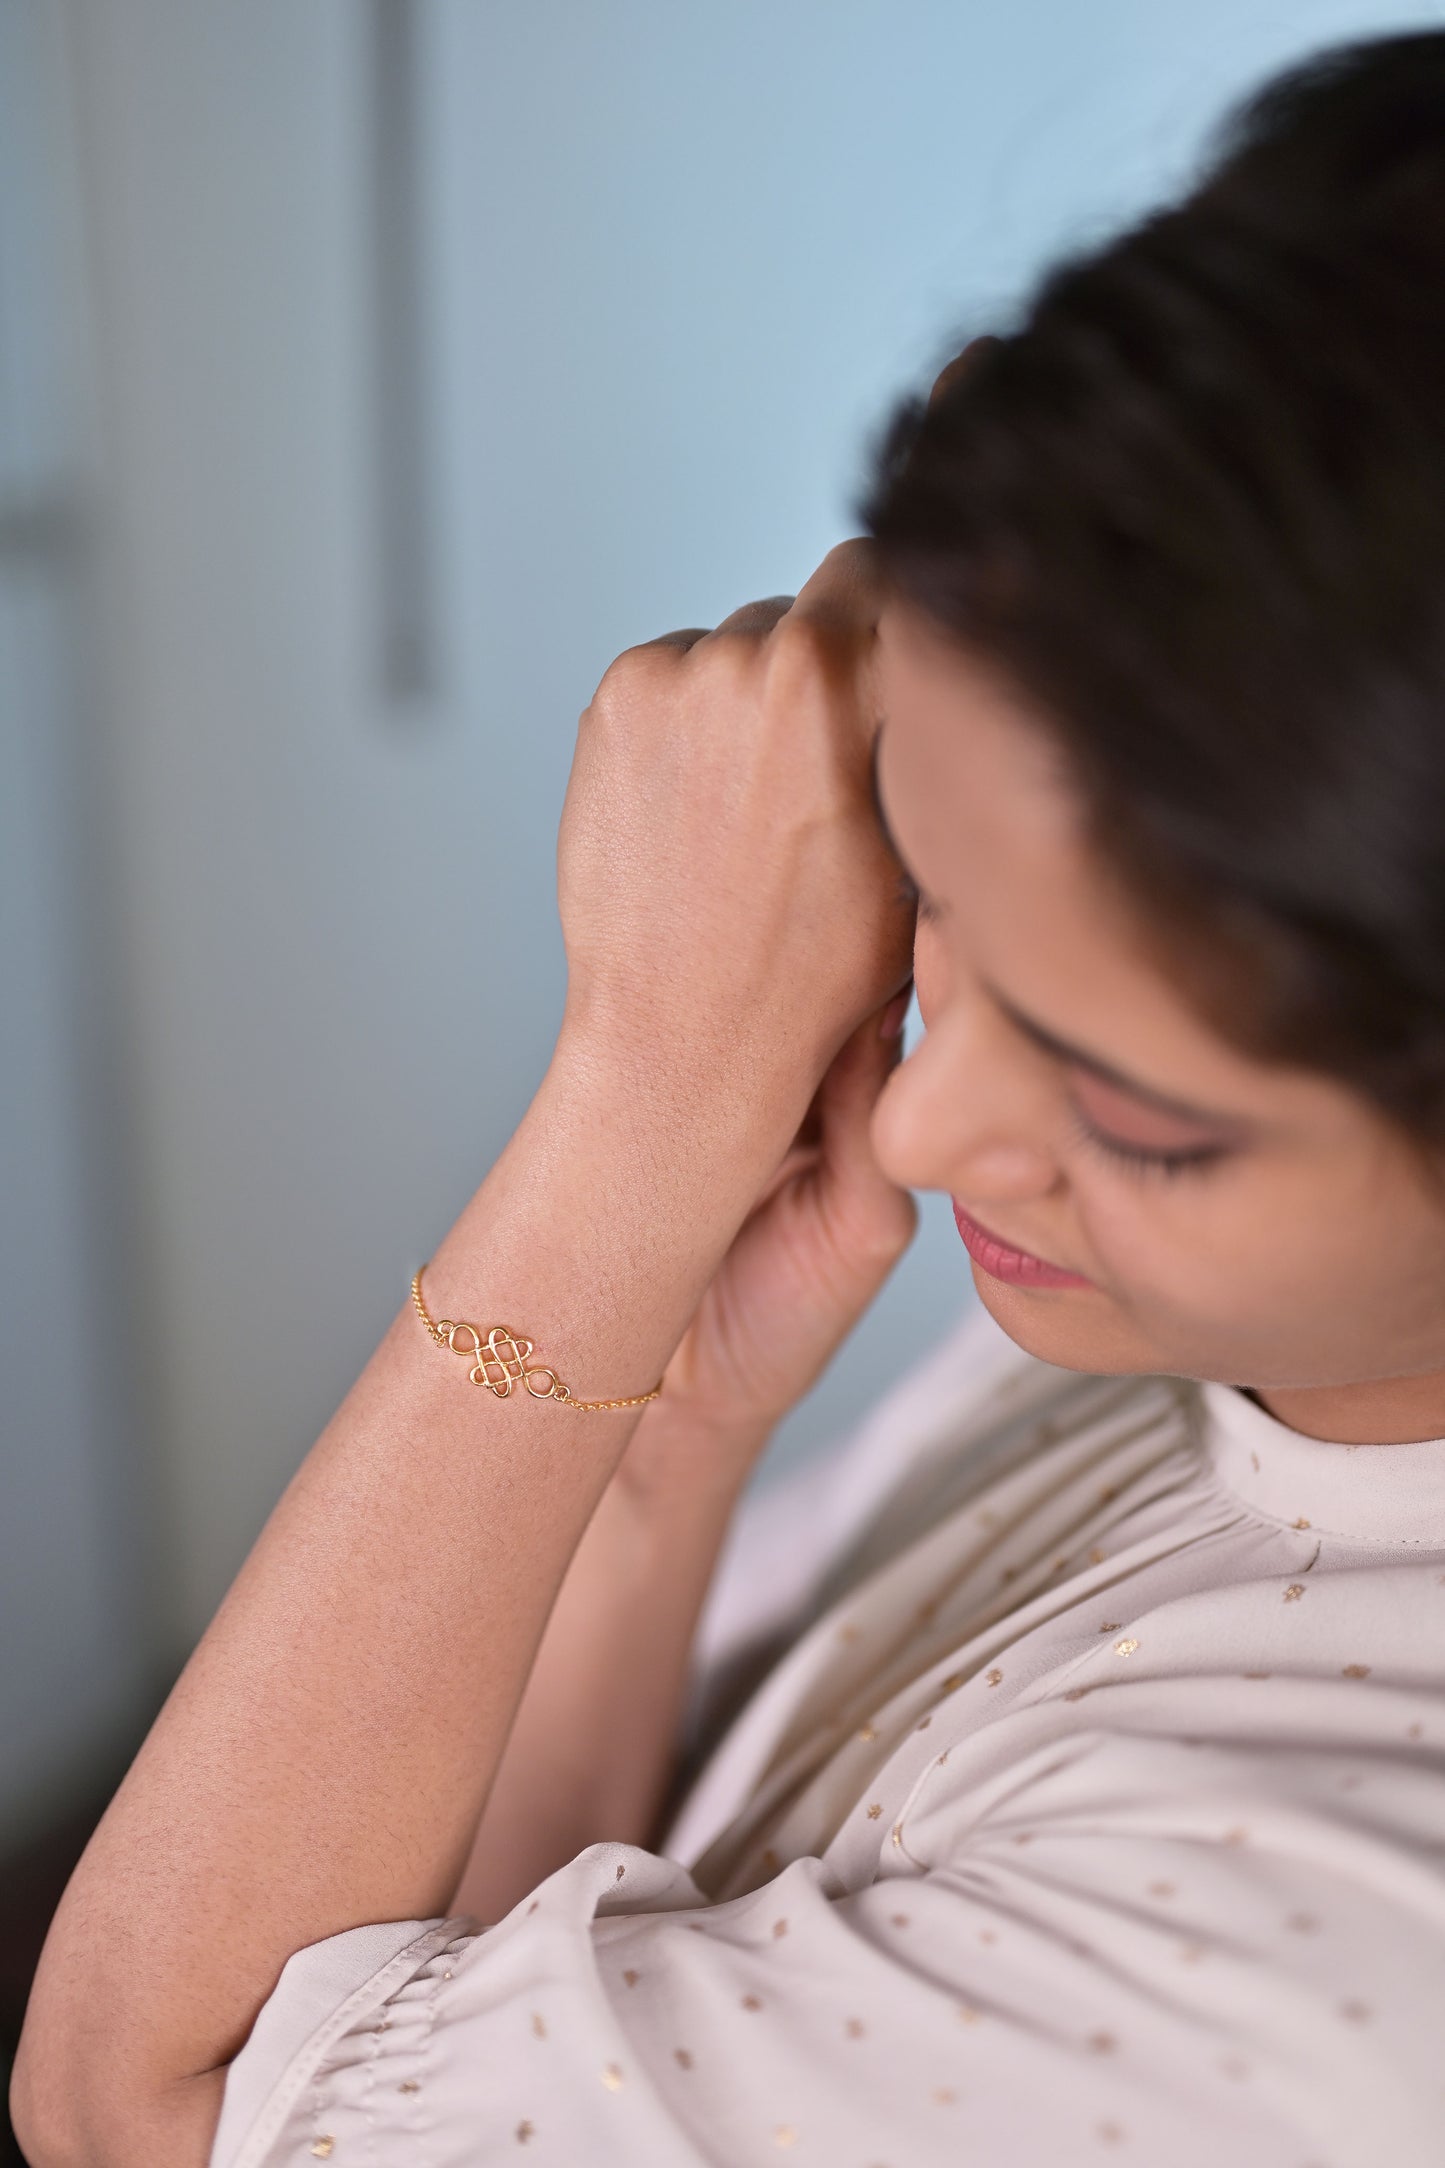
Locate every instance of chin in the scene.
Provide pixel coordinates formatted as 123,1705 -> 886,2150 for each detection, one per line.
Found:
971,1269 -> 1160,1378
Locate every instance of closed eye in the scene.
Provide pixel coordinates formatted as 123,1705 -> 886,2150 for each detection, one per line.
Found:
1064,1104 -> 1229,1179
894,864 -> 942,926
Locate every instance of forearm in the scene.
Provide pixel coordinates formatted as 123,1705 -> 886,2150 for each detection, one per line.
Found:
452,1403 -> 767,1922
18,1032 -> 791,2153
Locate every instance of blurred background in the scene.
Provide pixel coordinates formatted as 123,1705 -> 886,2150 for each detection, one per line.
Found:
1,0 -> 1435,2149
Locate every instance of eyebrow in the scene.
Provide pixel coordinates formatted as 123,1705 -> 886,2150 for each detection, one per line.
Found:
868,728 -> 1243,1130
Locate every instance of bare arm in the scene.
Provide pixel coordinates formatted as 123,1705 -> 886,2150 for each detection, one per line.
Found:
451,1399 -> 768,1925
15,1048 -> 786,2168
12,544 -> 913,2168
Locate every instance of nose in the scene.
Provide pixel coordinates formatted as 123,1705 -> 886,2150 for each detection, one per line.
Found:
870,996 -> 1063,1203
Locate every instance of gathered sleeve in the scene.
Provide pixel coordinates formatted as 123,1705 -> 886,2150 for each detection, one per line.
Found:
209,1699 -> 1445,2168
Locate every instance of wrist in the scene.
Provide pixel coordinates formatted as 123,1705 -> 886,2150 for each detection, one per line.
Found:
551,1004 -> 814,1167
613,1396 -> 773,1516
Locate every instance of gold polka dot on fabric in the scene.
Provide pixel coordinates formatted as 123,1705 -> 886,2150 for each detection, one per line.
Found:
1407,1722 -> 1425,1740
1097,2119 -> 1126,2143
1148,1881 -> 1177,1900
890,1913 -> 911,1928
865,1802 -> 883,1820
531,2011 -> 547,2038
1283,1584 -> 1306,1603
845,2016 -> 866,2038
986,1668 -> 1004,1687
939,1672 -> 966,1695
1063,1686 -> 1093,1703
772,1918 -> 789,1938
1342,1664 -> 1372,1679
515,2121 -> 535,2145
622,1968 -> 641,1986
774,2123 -> 799,2146
742,1994 -> 763,2012
933,2086 -> 959,2105
891,1824 -> 903,1848
1087,2031 -> 1118,2055
1098,1621 -> 1122,1635
915,1715 -> 932,1731
615,1865 -> 626,1881
309,2144 -> 334,2161
399,2080 -> 420,2094
601,2063 -> 625,2090
1113,1638 -> 1139,1657
856,1722 -> 878,1742
674,2047 -> 694,2070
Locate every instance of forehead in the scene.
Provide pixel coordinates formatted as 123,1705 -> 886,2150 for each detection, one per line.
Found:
872,601 -> 1348,1132
875,600 -> 1121,930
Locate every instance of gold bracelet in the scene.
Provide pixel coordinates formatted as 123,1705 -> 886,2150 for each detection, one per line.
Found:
410,1265 -> 664,1412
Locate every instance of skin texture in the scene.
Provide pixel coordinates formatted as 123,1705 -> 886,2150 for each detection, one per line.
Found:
870,601 -> 1445,1443
11,541 -> 917,2168
17,403 -> 1445,2166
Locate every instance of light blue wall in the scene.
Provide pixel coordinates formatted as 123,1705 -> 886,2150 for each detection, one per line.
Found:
5,0 -> 1437,1829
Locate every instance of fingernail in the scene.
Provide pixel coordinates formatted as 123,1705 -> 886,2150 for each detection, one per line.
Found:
879,988 -> 911,1039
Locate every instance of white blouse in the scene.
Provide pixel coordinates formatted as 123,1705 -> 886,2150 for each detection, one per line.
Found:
209,1299 -> 1445,2168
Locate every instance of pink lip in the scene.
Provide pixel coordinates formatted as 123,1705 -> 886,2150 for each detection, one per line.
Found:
951,1200 -> 1094,1289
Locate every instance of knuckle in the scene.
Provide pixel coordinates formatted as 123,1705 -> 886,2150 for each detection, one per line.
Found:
590,638 -> 679,713
823,535 -> 875,579
764,608 -> 834,688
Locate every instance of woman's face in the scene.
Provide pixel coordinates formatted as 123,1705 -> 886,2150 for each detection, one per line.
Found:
870,599 -> 1445,1444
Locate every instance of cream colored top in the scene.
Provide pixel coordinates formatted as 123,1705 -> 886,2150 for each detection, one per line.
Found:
210,1300 -> 1445,2168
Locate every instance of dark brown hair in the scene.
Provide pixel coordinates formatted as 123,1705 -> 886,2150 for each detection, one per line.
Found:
863,31 -> 1445,1161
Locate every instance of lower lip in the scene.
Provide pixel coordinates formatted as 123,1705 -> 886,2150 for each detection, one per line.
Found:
951,1201 -> 1094,1289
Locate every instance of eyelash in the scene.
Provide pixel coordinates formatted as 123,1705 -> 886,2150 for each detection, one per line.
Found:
894,867 -> 941,924
892,865 -> 1229,1178
1064,1105 -> 1228,1180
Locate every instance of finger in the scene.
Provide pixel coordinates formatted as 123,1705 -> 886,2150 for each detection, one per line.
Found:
700,595 -> 796,642
639,626 -> 714,653
815,985 -> 918,1241
928,332 -> 998,410
784,536 -> 884,636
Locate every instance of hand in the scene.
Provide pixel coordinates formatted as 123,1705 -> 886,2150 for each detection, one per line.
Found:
555,542 -> 915,1157
633,983 -> 918,1468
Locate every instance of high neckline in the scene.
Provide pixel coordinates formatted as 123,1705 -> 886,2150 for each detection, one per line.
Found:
1197,1375 -> 1445,1547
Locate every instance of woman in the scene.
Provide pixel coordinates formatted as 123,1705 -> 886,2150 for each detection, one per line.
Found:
15,28 -> 1445,2167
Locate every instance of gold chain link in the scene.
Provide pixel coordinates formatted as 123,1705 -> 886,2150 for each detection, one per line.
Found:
410,1265 -> 663,1412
